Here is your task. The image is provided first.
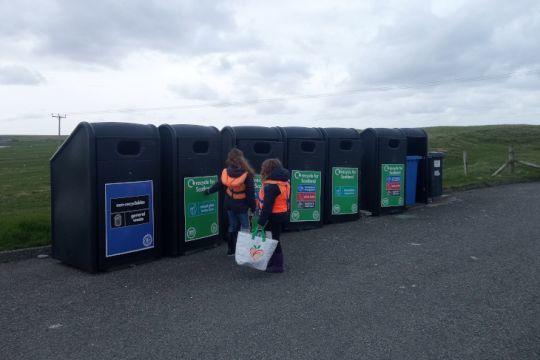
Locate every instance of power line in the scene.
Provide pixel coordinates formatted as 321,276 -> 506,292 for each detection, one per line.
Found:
2,68 -> 539,122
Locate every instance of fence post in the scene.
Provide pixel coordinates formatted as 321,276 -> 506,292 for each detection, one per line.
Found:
509,145 -> 515,173
463,150 -> 468,176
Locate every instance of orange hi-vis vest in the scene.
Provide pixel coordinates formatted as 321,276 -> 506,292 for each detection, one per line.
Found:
258,180 -> 291,213
221,168 -> 248,200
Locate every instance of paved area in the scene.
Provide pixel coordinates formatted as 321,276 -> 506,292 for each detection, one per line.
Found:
1,183 -> 540,359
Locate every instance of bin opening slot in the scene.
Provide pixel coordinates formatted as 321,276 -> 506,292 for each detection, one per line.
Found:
388,139 -> 400,149
301,141 -> 316,153
339,140 -> 353,151
253,142 -> 271,154
193,140 -> 209,154
117,141 -> 141,156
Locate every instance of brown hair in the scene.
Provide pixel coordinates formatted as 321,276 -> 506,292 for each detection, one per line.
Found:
226,148 -> 255,175
260,158 -> 283,181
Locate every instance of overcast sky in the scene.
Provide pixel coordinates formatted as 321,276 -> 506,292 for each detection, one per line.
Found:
0,0 -> 539,135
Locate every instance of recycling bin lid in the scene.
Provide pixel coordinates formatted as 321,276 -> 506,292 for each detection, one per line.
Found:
407,155 -> 423,160
400,128 -> 427,138
319,128 -> 360,139
162,124 -> 219,138
222,126 -> 282,140
428,151 -> 445,158
278,126 -> 323,139
89,122 -> 157,138
360,128 -> 406,139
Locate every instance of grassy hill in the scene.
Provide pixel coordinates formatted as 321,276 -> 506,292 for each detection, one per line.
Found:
0,125 -> 539,251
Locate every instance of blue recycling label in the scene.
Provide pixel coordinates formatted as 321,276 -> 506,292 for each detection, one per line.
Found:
105,180 -> 154,257
335,186 -> 357,197
297,185 -> 317,193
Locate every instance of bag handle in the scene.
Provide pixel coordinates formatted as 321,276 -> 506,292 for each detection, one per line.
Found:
251,225 -> 266,242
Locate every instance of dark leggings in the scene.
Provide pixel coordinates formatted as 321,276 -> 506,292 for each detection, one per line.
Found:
266,221 -> 284,254
266,221 -> 283,241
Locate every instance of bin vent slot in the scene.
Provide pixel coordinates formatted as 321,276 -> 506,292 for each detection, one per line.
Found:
388,139 -> 400,149
339,140 -> 352,151
193,140 -> 209,154
301,141 -> 316,152
253,142 -> 271,154
117,141 -> 141,156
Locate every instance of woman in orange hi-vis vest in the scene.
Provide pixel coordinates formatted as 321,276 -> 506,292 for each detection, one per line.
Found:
256,158 -> 291,273
207,148 -> 256,255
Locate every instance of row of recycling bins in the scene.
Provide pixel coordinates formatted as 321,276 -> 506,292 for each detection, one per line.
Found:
51,123 -> 444,272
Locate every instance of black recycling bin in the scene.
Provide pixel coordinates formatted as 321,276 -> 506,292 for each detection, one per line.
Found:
51,122 -> 162,273
160,124 -> 222,256
277,127 -> 326,230
428,151 -> 445,197
400,128 -> 429,205
319,128 -> 362,223
360,128 -> 407,216
221,126 -> 285,233
221,126 -> 284,173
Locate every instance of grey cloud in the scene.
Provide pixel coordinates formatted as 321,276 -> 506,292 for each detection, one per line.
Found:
0,0 -> 257,65
0,65 -> 45,85
349,0 -> 540,87
168,83 -> 219,101
230,55 -> 312,94
251,58 -> 310,79
255,101 -> 299,116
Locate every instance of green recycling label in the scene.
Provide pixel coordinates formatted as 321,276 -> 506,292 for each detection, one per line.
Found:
183,175 -> 219,241
254,174 -> 262,197
290,170 -> 321,222
380,164 -> 404,207
331,167 -> 359,215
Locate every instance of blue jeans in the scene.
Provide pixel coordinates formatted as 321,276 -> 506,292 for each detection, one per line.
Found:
227,211 -> 249,232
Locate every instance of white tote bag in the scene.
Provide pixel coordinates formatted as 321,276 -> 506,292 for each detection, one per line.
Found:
235,229 -> 278,271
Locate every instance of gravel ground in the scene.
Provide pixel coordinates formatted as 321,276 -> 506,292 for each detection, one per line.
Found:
1,183 -> 539,360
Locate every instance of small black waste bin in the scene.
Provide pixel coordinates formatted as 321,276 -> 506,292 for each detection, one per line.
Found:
277,127 -> 326,230
160,124 -> 221,256
360,128 -> 407,216
428,151 -> 445,197
400,128 -> 429,205
319,128 -> 362,223
51,122 -> 161,272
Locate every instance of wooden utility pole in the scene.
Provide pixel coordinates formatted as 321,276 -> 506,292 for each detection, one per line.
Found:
51,113 -> 66,146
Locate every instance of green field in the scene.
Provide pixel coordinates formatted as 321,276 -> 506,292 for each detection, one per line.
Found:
0,136 -> 64,251
425,125 -> 540,190
1,125 -> 539,251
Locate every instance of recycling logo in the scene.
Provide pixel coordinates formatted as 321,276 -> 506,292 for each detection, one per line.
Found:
351,203 -> 358,213
313,210 -> 320,220
332,204 -> 341,214
291,210 -> 300,221
186,227 -> 197,239
142,234 -> 153,247
210,222 -> 218,234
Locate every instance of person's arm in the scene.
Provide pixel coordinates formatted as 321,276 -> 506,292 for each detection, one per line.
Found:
205,178 -> 221,195
257,184 -> 281,227
245,174 -> 256,212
